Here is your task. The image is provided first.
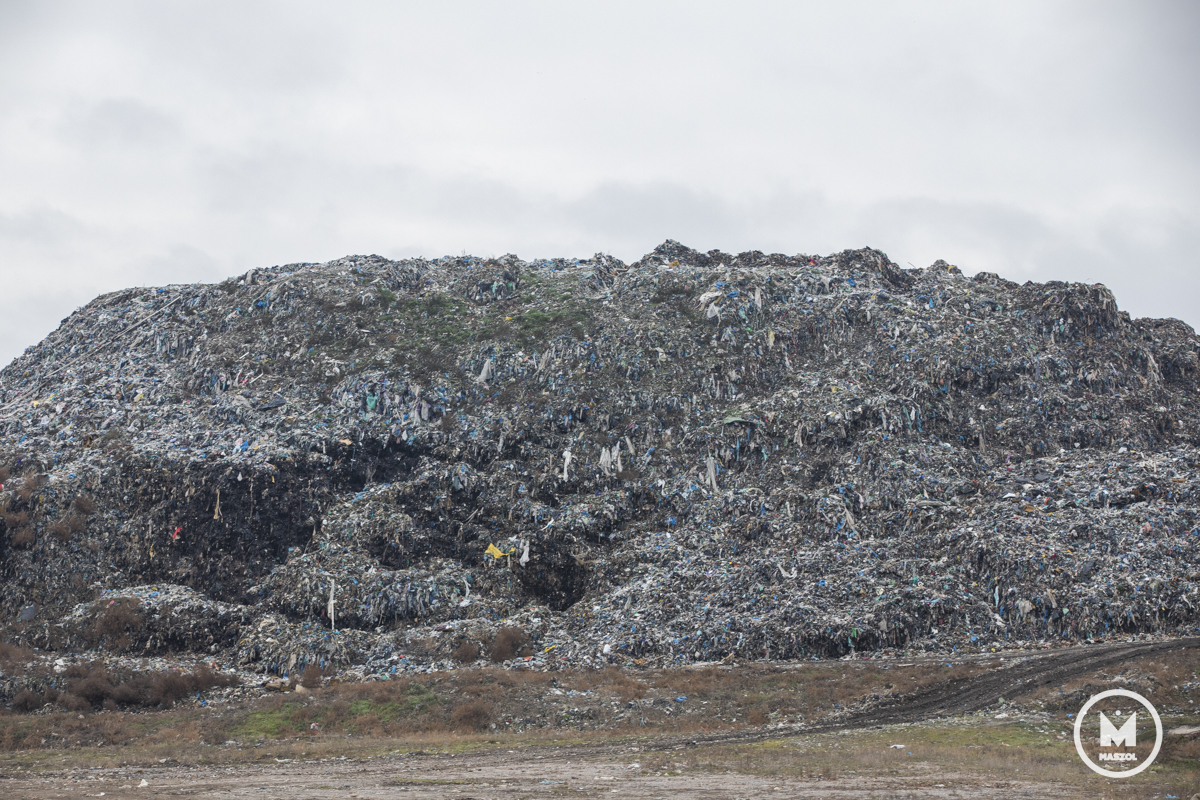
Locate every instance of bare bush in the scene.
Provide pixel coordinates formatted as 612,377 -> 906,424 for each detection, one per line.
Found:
84,598 -> 144,650
3,510 -> 28,530
11,690 -> 43,713
452,640 -> 480,664
16,472 -> 45,503
49,517 -> 71,542
450,699 -> 493,731
109,666 -> 238,709
0,643 -> 34,669
299,664 -> 324,690
56,693 -> 89,713
41,663 -> 243,712
70,674 -> 115,706
488,627 -> 531,662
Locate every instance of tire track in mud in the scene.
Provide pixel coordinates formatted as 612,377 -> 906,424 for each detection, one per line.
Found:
834,636 -> 1200,729
563,638 -> 1200,758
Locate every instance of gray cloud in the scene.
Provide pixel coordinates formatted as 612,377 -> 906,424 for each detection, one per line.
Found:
1,1 -> 1197,366
0,206 -> 90,247
58,98 -> 182,150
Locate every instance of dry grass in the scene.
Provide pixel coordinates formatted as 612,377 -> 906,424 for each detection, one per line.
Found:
1015,647 -> 1200,716
452,668 -> 554,698
0,712 -> 1192,798
643,719 -> 1200,799
404,637 -> 440,658
0,649 -> 1194,798
574,667 -> 647,702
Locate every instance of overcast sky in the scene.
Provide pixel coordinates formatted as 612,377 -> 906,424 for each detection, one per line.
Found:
1,1 -> 1197,367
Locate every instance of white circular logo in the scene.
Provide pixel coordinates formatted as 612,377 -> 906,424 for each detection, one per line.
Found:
1073,688 -> 1162,778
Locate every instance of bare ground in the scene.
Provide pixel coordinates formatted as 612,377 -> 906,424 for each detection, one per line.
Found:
2,638 -> 1198,799
0,747 -> 1091,800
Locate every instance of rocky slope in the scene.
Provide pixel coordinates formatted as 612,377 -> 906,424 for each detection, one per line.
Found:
1,242 -> 1198,678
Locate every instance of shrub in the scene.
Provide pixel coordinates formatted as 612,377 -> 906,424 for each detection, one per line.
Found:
450,699 -> 493,731
193,665 -> 240,692
110,678 -> 155,707
72,496 -> 96,515
11,527 -> 34,548
3,510 -> 28,529
67,514 -> 86,533
0,466 -> 9,483
49,517 -> 71,542
85,666 -> 240,710
152,672 -> 191,706
488,627 -> 531,662
70,674 -> 115,706
452,640 -> 480,664
16,472 -> 45,503
85,598 -> 144,650
110,674 -> 176,708
56,693 -> 89,713
299,664 -> 324,690
11,690 -> 42,713
0,643 -> 34,669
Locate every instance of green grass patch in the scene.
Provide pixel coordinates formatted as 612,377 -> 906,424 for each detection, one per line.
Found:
233,702 -> 312,739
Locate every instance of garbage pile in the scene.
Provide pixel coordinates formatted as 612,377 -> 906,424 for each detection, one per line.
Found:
1,241 -> 1198,681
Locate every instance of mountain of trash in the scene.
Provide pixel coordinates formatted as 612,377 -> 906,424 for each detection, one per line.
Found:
1,241 -> 1198,679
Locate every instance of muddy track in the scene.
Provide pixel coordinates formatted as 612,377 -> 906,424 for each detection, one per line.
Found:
544,638 -> 1200,759
834,636 -> 1200,728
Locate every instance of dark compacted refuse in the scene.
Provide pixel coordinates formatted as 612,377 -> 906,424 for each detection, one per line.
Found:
0,242 -> 1197,685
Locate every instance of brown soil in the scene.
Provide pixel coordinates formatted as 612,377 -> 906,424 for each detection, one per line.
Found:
1,638 -> 1197,798
0,750 -> 1087,800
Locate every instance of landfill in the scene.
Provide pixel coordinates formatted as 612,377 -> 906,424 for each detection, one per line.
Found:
0,241 -> 1198,686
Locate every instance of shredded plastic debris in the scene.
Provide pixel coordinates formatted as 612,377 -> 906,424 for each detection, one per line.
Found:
0,242 -> 1197,684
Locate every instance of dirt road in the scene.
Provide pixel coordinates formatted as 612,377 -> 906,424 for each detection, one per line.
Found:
837,636 -> 1200,727
624,636 -> 1200,752
0,747 -> 1086,800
